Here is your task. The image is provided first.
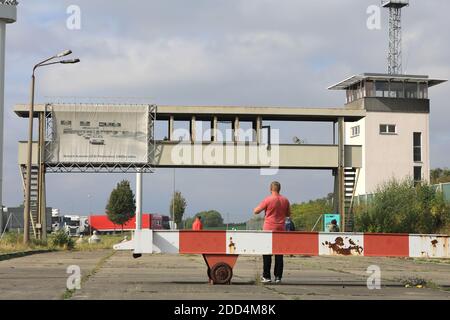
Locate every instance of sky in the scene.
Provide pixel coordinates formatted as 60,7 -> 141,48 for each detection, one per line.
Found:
2,0 -> 449,223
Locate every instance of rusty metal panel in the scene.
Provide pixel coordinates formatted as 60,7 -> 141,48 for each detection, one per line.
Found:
319,233 -> 364,256
226,231 -> 272,255
152,230 -> 180,254
179,231 -> 226,254
409,235 -> 449,258
272,232 -> 319,255
363,233 -> 409,257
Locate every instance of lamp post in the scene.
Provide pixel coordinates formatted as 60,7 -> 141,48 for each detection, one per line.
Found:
87,194 -> 92,236
23,50 -> 80,244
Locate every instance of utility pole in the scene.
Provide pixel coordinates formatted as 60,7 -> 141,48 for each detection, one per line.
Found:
23,51 -> 79,244
172,168 -> 175,229
0,1 -> 17,238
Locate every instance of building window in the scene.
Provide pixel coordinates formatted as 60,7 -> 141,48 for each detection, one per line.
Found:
413,132 -> 422,162
389,82 -> 405,98
380,124 -> 396,134
351,125 -> 360,137
405,82 -> 418,99
414,166 -> 422,185
418,83 -> 428,99
375,82 -> 388,97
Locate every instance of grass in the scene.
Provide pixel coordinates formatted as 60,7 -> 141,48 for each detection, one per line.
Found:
73,234 -> 128,251
0,232 -> 128,255
0,232 -> 50,254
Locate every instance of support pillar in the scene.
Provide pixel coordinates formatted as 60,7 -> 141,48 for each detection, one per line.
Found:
168,115 -> 174,141
253,116 -> 262,144
1,1 -> 17,239
190,116 -> 196,142
337,117 -> 345,232
211,116 -> 218,142
233,116 -> 239,142
37,112 -> 46,240
136,170 -> 142,231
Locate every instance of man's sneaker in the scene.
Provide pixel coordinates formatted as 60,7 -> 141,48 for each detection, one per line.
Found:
274,277 -> 282,283
260,276 -> 272,283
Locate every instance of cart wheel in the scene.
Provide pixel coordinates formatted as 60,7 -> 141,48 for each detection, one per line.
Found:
210,262 -> 233,285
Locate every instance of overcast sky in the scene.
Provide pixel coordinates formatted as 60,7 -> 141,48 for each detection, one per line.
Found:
3,0 -> 449,222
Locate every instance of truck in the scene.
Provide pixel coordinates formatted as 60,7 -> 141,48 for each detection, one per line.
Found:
88,213 -> 170,234
52,214 -> 89,236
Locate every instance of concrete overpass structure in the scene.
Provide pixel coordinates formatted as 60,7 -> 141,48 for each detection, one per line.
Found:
15,103 -> 365,234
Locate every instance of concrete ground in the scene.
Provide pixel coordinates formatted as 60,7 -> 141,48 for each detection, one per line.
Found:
0,250 -> 449,300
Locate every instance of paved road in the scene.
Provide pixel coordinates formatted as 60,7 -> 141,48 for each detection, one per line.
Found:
1,250 -> 449,300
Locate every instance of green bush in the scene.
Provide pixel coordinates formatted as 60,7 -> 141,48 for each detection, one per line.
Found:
49,230 -> 75,250
290,196 -> 333,231
354,178 -> 450,234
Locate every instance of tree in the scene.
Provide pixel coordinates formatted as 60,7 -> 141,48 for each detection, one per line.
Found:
106,180 -> 136,232
170,191 -> 187,227
431,168 -> 450,184
290,197 -> 333,231
199,210 -> 224,228
184,210 -> 224,229
354,178 -> 450,234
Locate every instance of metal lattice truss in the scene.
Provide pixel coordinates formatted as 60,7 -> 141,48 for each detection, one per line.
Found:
44,103 -> 157,173
0,0 -> 18,5
387,7 -> 402,75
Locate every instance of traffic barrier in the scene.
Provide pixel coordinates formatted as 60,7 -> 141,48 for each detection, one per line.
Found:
114,230 -> 449,284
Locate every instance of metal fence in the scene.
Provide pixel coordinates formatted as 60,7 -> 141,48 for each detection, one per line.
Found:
355,182 -> 450,206
434,182 -> 450,203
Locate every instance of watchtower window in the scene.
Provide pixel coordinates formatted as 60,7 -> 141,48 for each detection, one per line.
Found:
380,124 -> 396,134
375,82 -> 389,97
389,82 -> 404,98
418,83 -> 428,99
405,82 -> 418,99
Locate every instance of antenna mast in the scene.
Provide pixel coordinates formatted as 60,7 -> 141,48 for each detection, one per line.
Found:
382,0 -> 409,74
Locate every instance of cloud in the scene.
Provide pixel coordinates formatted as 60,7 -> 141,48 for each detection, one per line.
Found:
2,0 -> 449,220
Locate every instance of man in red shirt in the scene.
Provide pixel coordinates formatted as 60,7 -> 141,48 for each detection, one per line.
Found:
253,181 -> 291,283
192,216 -> 203,230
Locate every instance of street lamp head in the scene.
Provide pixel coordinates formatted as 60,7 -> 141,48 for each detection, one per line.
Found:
56,50 -> 72,58
60,58 -> 80,64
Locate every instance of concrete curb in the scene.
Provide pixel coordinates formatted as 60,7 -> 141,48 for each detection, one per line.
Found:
0,249 -> 55,261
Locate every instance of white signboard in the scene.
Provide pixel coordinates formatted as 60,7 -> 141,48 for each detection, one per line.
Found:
48,105 -> 149,164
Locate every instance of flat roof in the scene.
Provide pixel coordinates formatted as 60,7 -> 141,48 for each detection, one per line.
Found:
14,103 -> 366,122
381,0 -> 409,8
328,73 -> 447,90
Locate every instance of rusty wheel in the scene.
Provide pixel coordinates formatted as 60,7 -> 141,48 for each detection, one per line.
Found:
210,262 -> 233,285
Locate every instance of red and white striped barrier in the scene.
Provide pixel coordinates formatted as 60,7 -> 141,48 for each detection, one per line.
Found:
114,230 -> 449,259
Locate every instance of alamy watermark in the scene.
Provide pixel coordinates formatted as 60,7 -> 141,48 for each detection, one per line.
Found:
366,265 -> 381,290
367,4 -> 381,30
170,127 -> 280,176
66,5 -> 81,30
66,265 -> 81,290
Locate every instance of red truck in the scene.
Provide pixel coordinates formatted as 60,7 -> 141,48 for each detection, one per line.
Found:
88,214 -> 170,233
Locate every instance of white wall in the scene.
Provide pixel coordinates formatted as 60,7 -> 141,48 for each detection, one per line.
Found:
346,112 -> 429,195
345,118 -> 366,195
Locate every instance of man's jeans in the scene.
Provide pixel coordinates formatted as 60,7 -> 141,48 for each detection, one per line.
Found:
263,255 -> 283,279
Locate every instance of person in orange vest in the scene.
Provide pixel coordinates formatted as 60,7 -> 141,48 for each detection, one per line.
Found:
192,216 -> 203,230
